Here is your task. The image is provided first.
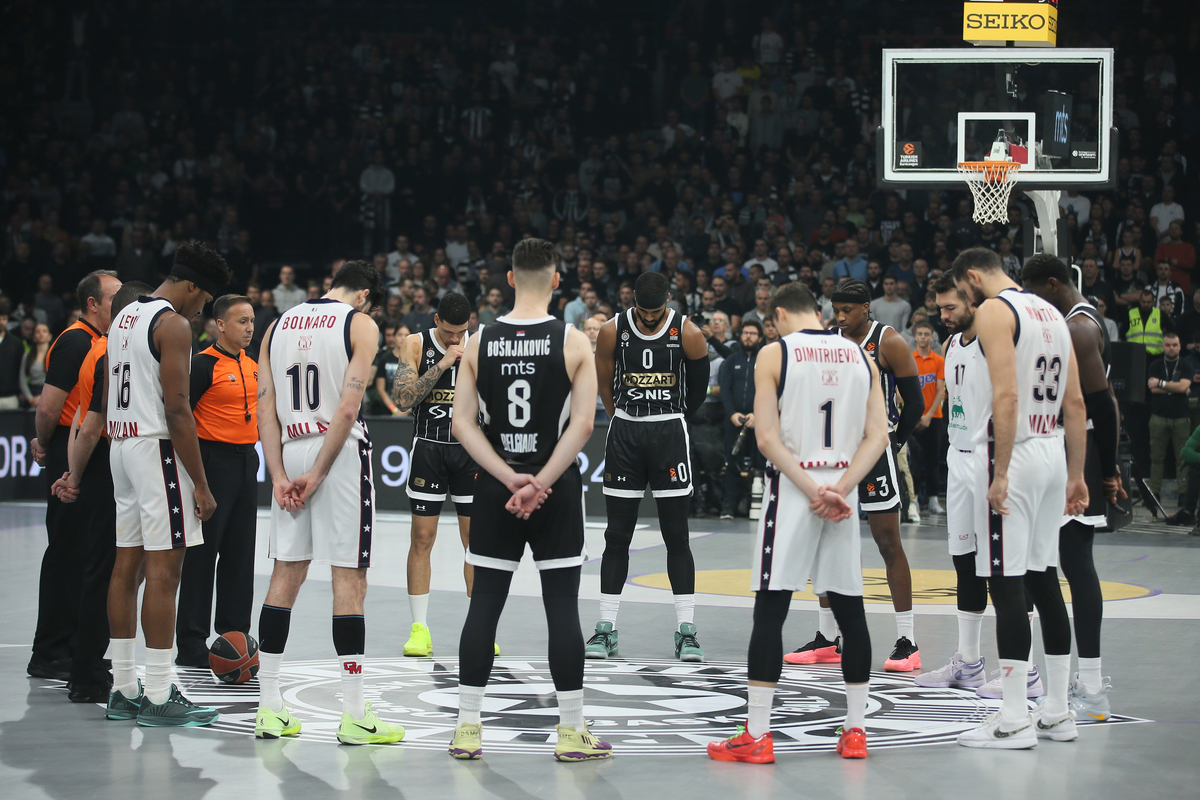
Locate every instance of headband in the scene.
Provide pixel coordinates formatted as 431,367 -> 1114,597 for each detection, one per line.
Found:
171,263 -> 222,298
636,291 -> 669,310
831,289 -> 871,304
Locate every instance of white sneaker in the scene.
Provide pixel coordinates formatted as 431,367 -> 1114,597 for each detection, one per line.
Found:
914,652 -> 986,688
976,665 -> 1044,699
957,711 -> 1038,749
906,502 -> 921,523
1033,707 -> 1078,741
928,496 -> 945,515
1068,674 -> 1112,722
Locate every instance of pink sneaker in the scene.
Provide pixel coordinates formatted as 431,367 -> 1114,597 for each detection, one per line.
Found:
783,632 -> 842,664
883,637 -> 921,672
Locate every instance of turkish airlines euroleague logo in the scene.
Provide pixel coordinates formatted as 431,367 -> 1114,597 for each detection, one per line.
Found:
898,141 -> 921,167
903,143 -> 915,155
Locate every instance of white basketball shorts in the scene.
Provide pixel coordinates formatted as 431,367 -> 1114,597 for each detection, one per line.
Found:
975,436 -> 1067,578
270,435 -> 375,568
111,436 -> 202,551
946,446 -> 984,556
752,467 -> 863,597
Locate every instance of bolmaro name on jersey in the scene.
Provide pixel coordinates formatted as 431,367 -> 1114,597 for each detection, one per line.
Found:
793,345 -> 862,364
487,337 -> 551,358
278,314 -> 340,331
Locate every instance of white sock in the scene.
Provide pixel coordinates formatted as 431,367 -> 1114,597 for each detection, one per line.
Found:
957,610 -> 983,664
673,595 -> 695,626
258,651 -> 284,712
999,659 -> 1029,722
557,689 -> 585,729
408,593 -> 429,627
110,638 -> 138,698
458,684 -> 486,726
1077,657 -> 1103,695
1043,654 -> 1071,717
598,593 -> 621,625
340,657 -> 366,719
747,685 -> 774,738
895,610 -> 915,642
844,682 -> 869,731
817,606 -> 839,640
144,648 -> 173,705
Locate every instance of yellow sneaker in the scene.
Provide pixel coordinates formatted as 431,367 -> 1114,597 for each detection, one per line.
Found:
449,722 -> 483,759
494,643 -> 501,656
336,701 -> 405,745
553,723 -> 613,761
255,704 -> 302,739
404,623 -> 433,657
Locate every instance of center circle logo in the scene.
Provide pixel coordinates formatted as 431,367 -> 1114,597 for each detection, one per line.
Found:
175,658 -> 1035,755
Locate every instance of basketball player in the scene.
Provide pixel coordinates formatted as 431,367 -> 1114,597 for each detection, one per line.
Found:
786,279 -> 925,671
392,291 -> 477,657
952,247 -> 1089,749
447,238 -> 610,761
914,273 -> 992,690
588,271 -> 710,661
707,282 -> 889,764
103,244 -> 229,726
1021,254 -> 1125,721
254,260 -> 405,745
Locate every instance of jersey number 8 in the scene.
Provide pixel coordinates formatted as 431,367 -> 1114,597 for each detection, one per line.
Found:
508,379 -> 531,427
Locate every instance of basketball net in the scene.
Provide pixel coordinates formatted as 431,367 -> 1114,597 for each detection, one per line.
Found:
958,160 -> 1020,225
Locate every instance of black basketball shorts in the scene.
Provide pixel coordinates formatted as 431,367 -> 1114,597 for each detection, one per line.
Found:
602,414 -> 693,499
1063,428 -> 1106,528
858,443 -> 902,513
466,467 -> 585,572
406,439 -> 477,517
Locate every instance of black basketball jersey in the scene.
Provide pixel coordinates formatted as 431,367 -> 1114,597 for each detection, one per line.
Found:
612,308 -> 688,419
412,328 -> 463,443
1066,301 -> 1111,376
856,320 -> 900,425
477,316 -> 573,467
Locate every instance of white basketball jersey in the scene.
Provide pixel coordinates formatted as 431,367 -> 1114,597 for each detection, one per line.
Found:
270,299 -> 367,443
971,288 -> 1072,445
107,297 -> 174,440
944,332 -> 989,450
776,330 -> 873,470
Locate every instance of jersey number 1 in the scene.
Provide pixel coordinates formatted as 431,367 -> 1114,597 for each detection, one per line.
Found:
819,399 -> 834,449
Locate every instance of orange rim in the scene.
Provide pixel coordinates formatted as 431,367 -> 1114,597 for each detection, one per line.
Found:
958,161 -> 1021,182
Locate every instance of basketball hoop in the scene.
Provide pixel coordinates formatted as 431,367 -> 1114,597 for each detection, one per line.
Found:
958,161 -> 1021,225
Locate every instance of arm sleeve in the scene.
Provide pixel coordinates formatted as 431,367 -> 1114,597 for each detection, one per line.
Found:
685,356 -> 710,417
1083,387 -> 1120,476
189,354 -> 217,411
893,374 -> 924,447
1182,424 -> 1200,466
88,357 -> 106,413
43,330 -> 91,392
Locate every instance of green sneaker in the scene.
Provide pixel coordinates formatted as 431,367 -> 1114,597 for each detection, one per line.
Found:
136,685 -> 218,727
255,704 -> 302,739
105,681 -> 143,721
449,722 -> 483,759
403,623 -> 433,657
336,701 -> 406,745
554,723 -> 613,761
584,622 -> 618,660
674,623 -> 705,662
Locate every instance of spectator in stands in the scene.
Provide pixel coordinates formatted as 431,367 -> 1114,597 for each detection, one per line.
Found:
1111,254 -> 1145,320
19,321 -> 50,407
402,285 -> 435,334
1124,288 -> 1172,354
33,275 -> 66,334
272,265 -> 305,313
1148,332 -> 1193,507
0,306 -> 23,408
873,275 -> 912,332
113,228 -> 156,284
1150,185 -> 1185,236
478,287 -> 509,325
1156,221 -> 1196,289
1151,260 -> 1187,321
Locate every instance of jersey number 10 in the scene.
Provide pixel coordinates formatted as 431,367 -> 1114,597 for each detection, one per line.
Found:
286,363 -> 321,411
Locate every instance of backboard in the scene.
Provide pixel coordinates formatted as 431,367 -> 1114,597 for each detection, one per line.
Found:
879,48 -> 1115,189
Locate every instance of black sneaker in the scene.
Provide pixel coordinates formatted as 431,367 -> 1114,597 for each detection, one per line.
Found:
27,656 -> 72,681
783,632 -> 842,664
1191,522 -> 1200,537
1164,509 -> 1195,526
175,651 -> 211,669
883,636 -> 921,672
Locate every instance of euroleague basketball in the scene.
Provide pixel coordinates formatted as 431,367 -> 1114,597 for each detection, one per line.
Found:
208,632 -> 260,684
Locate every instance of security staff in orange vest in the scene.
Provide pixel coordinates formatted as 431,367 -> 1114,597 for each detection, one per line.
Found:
175,294 -> 260,666
28,270 -> 121,682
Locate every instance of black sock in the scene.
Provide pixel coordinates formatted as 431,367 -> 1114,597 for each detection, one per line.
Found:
258,604 -> 292,655
332,615 -> 366,656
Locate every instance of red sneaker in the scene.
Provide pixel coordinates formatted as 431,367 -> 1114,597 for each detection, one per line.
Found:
882,637 -> 921,672
783,632 -> 842,664
836,727 -> 868,759
706,726 -> 775,764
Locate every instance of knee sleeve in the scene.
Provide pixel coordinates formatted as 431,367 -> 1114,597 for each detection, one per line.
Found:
748,590 -> 792,684
953,553 -> 988,613
656,496 -> 695,595
1058,522 -> 1102,658
988,575 -> 1031,661
1023,568 -> 1073,657
540,567 -> 584,691
827,592 -> 871,684
458,567 -> 512,687
600,496 -> 640,595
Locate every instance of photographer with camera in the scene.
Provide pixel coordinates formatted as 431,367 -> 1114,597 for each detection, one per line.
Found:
718,320 -> 765,519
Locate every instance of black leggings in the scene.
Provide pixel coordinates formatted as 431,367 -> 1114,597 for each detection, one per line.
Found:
459,566 -> 584,691
600,495 -> 695,595
953,553 -> 988,613
748,591 -> 871,684
989,570 -> 1074,660
1058,521 -> 1102,658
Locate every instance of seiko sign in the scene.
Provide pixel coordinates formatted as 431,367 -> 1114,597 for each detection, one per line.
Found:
962,2 -> 1058,46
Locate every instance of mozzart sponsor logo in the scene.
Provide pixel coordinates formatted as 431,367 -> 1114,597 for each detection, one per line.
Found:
170,658 -> 1142,754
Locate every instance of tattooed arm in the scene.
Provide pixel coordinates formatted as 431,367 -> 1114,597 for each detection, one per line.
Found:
392,332 -> 463,412
286,312 -> 380,505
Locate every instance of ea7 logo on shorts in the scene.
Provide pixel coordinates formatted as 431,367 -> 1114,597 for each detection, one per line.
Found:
822,370 -> 838,386
342,661 -> 362,674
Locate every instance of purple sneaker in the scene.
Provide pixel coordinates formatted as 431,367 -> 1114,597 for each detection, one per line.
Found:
914,653 -> 986,688
976,665 -> 1044,699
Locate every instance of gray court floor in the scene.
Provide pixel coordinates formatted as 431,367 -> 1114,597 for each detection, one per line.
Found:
1,501 -> 1198,800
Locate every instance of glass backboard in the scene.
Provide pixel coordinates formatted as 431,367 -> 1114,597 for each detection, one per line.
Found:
880,48 -> 1114,189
